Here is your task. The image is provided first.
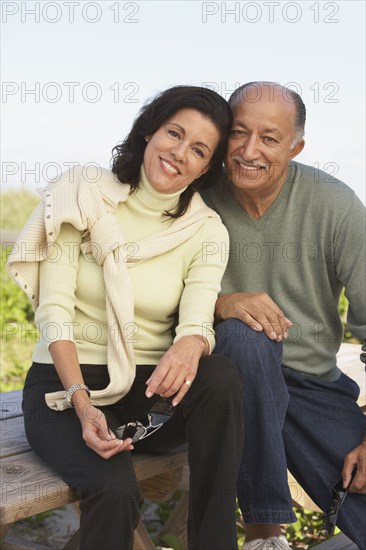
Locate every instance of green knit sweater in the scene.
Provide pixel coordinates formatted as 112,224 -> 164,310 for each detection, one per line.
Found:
202,161 -> 366,380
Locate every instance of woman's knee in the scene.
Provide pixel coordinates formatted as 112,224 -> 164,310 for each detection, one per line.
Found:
78,458 -> 142,512
196,355 -> 244,400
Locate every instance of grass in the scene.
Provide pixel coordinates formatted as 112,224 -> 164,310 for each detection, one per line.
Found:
1,189 -> 40,229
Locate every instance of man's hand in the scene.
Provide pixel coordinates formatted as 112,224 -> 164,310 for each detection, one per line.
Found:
215,292 -> 292,342
145,335 -> 206,406
342,438 -> 366,493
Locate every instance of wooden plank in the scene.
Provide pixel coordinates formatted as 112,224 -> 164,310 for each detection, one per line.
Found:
0,452 -> 74,525
312,533 -> 358,549
0,449 -> 187,526
1,417 -> 29,459
0,392 -> 23,421
140,468 -> 183,502
133,520 -> 156,550
1,536 -> 52,550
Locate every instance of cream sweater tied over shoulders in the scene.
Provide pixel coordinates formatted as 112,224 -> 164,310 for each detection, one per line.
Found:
7,166 -> 228,411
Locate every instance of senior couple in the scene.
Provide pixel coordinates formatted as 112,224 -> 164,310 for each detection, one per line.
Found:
10,82 -> 365,549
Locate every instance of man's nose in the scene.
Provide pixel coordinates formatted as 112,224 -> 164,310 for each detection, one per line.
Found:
241,135 -> 259,159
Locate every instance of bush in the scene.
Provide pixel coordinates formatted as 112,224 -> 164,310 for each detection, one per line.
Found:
1,190 -> 39,390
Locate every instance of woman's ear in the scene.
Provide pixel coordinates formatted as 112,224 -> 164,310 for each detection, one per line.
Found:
201,161 -> 211,176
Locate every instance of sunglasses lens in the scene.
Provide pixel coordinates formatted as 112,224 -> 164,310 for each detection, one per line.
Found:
132,425 -> 147,443
115,417 -> 164,443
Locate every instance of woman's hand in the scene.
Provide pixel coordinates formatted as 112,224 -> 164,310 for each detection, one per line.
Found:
145,335 -> 207,406
75,400 -> 134,459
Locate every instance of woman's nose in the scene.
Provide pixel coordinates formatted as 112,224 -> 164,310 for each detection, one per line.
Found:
171,142 -> 187,161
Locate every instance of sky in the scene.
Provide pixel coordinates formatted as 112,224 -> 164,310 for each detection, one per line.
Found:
1,0 -> 365,204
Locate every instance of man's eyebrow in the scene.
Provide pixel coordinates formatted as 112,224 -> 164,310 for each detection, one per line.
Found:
232,120 -> 284,139
262,127 -> 283,137
232,120 -> 246,128
169,122 -> 212,152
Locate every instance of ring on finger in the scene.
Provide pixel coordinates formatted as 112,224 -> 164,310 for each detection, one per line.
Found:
185,379 -> 192,387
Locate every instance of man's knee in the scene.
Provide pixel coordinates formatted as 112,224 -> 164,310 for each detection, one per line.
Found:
215,319 -> 283,364
216,318 -> 273,346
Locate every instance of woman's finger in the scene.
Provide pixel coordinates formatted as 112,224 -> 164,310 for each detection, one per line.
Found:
171,377 -> 195,407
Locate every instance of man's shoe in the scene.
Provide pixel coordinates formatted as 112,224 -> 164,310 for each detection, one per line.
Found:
242,535 -> 291,549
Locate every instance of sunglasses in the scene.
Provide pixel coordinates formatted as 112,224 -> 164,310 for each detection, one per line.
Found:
115,413 -> 163,444
322,478 -> 351,535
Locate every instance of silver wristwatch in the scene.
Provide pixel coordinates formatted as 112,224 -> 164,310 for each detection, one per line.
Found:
65,383 -> 91,406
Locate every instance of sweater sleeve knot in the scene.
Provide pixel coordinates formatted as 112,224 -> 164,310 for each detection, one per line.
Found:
84,212 -> 128,266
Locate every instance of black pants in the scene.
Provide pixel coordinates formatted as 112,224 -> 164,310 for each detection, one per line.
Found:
23,355 -> 244,550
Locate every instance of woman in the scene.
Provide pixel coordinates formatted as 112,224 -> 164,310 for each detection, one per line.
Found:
8,86 -> 244,550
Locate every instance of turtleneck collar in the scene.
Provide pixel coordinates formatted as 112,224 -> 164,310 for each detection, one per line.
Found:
134,164 -> 187,212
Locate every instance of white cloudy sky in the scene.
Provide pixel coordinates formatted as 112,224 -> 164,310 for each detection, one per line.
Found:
1,0 -> 365,203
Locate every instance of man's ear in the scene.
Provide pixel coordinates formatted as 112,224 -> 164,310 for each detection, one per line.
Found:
290,139 -> 305,160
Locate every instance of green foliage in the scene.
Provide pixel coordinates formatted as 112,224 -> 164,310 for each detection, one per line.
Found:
338,289 -> 355,342
1,190 -> 39,389
1,245 -> 36,390
160,534 -> 184,550
285,507 -> 331,548
235,505 -> 333,549
0,190 -> 39,229
1,258 -> 35,325
23,510 -> 56,526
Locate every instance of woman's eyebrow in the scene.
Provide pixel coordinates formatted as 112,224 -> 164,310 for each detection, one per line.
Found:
169,122 -> 212,152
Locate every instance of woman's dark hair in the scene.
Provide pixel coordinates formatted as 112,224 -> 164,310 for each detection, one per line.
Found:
111,85 -> 232,218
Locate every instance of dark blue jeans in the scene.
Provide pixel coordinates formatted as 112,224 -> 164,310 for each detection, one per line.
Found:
214,319 -> 366,550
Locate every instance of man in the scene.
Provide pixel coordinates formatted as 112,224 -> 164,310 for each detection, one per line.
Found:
201,82 -> 366,549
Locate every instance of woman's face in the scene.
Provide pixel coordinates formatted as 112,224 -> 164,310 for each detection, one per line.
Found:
143,108 -> 220,194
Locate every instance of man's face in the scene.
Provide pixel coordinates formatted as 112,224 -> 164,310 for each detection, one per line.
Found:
225,86 -> 304,195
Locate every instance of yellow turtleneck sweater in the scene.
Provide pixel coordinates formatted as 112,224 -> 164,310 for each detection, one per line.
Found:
33,168 -> 229,366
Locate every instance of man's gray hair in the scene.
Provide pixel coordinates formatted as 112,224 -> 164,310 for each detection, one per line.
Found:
228,81 -> 306,146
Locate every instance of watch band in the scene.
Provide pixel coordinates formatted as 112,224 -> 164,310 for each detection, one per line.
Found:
65,383 -> 91,407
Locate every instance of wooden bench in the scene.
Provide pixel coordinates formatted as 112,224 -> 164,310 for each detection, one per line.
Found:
1,343 -> 364,550
0,389 -> 188,550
